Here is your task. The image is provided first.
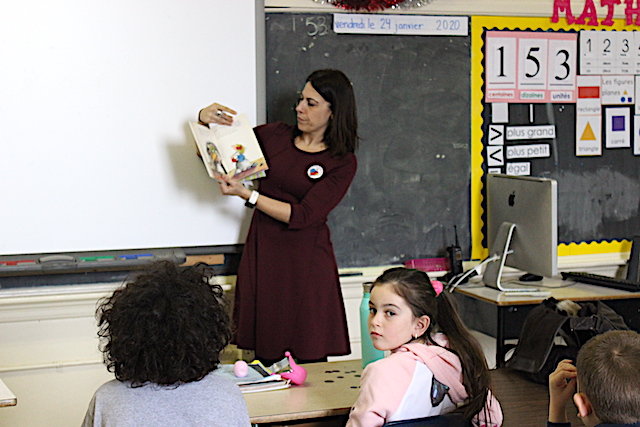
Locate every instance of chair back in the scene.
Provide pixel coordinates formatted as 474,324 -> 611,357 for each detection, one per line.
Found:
382,412 -> 472,427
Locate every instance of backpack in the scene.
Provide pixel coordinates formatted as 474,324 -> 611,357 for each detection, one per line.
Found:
505,297 -> 629,383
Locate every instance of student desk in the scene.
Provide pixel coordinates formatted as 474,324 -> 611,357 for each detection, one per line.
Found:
245,359 -> 361,426
0,378 -> 16,407
244,360 -> 581,426
452,277 -> 640,367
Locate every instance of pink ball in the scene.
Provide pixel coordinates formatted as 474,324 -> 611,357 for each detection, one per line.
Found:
233,360 -> 249,378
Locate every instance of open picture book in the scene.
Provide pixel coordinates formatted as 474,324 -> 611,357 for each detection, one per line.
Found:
189,113 -> 268,182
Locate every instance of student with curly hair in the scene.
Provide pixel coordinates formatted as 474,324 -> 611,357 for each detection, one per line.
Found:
82,261 -> 250,427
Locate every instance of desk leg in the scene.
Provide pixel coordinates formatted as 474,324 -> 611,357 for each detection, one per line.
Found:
496,307 -> 506,368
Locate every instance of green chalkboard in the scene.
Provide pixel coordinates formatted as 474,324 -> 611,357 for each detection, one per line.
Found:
266,12 -> 471,267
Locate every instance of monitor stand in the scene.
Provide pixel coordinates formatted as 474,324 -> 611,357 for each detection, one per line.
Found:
483,221 -> 528,292
626,235 -> 640,282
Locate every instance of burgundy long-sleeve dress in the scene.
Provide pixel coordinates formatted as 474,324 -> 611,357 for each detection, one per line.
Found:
233,121 -> 355,361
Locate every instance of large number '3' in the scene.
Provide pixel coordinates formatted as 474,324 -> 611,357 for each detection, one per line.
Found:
555,49 -> 570,81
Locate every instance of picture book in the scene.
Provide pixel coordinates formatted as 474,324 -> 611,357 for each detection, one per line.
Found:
189,114 -> 268,182
214,362 -> 290,393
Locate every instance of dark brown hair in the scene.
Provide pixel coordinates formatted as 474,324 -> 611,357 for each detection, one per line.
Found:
97,261 -> 232,387
293,69 -> 359,157
372,267 -> 492,421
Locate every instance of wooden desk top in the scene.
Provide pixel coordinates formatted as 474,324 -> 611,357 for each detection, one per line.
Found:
244,360 -> 583,426
455,276 -> 640,306
244,359 -> 361,424
0,378 -> 16,408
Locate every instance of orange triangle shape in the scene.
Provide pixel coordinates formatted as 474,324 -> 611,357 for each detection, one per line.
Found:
624,90 -> 628,95
581,122 -> 597,141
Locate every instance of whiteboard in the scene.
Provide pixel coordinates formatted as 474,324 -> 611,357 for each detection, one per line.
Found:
0,0 -> 257,255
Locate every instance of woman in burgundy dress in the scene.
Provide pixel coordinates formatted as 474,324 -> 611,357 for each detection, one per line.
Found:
199,69 -> 359,363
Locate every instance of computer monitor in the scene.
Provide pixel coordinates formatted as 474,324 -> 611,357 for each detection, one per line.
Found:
483,174 -> 558,291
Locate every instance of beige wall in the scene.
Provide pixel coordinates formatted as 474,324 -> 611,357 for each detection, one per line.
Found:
0,285 -> 117,426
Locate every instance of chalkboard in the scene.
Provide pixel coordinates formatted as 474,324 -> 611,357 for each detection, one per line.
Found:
482,102 -> 640,246
266,13 -> 471,268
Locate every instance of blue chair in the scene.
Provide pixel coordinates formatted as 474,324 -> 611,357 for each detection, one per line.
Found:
382,412 -> 472,427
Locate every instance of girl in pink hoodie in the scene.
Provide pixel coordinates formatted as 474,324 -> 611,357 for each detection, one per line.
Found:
346,267 -> 503,427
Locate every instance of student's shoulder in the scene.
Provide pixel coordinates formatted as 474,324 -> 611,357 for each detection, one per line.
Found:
94,379 -> 126,395
89,379 -> 134,406
364,351 -> 418,377
199,371 -> 245,395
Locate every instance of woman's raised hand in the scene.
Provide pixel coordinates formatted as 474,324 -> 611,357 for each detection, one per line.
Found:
199,103 -> 237,126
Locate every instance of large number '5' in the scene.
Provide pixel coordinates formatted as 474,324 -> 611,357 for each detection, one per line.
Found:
525,47 -> 541,78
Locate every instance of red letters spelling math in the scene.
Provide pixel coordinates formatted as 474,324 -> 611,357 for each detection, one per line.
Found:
552,0 -> 640,27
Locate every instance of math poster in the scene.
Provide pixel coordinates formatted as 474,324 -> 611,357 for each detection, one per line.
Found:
471,17 -> 640,260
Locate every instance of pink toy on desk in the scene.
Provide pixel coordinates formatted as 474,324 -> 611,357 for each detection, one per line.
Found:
233,360 -> 249,378
279,351 -> 307,385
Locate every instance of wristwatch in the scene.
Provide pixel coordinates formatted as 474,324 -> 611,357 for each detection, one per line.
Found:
245,190 -> 259,208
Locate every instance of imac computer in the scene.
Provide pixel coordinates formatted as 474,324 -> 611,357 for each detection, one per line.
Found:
483,174 -> 558,292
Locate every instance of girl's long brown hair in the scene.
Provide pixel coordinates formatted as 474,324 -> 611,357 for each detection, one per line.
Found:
372,267 -> 492,421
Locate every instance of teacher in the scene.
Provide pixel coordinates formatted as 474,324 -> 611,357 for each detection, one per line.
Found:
199,69 -> 359,364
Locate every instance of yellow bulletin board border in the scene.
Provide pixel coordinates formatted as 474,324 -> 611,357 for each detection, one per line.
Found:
470,16 -> 634,260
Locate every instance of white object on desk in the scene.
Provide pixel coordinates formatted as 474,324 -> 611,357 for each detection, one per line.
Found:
0,378 -> 17,407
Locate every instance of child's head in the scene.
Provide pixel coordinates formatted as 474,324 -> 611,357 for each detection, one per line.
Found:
369,267 -> 438,351
574,330 -> 640,425
97,261 -> 232,387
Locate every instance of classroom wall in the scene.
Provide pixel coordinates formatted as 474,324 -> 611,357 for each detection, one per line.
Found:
0,285 -> 117,426
1,1 -> 635,425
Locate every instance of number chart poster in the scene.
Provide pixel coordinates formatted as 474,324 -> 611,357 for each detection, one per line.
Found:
471,16 -> 638,260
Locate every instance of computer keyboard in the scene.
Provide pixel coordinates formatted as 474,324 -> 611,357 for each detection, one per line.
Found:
561,271 -> 640,292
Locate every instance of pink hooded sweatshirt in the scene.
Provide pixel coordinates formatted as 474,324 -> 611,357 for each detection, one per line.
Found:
346,336 -> 503,427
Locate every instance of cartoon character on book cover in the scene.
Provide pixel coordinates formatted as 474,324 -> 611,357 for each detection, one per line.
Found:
232,144 -> 259,174
206,142 -> 226,174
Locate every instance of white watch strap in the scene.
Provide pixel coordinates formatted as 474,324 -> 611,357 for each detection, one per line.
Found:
248,190 -> 259,205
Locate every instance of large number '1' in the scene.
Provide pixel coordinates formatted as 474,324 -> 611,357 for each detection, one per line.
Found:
497,46 -> 506,77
